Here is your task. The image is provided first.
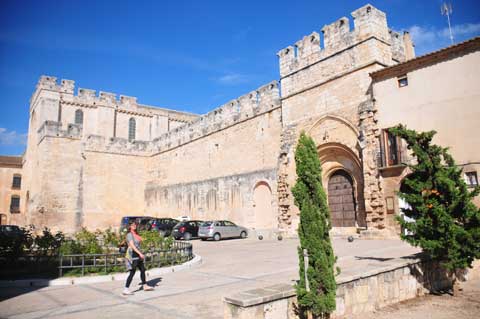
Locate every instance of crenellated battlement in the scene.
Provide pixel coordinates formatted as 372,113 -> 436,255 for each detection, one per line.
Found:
33,75 -> 142,110
151,81 -> 280,154
31,75 -> 200,124
37,121 -> 82,144
85,135 -> 151,157
277,4 -> 408,79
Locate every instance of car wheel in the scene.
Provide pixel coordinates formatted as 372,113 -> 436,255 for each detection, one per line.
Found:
240,231 -> 247,239
213,233 -> 221,241
184,232 -> 192,241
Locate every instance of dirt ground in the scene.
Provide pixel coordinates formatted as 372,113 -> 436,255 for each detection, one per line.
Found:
352,277 -> 480,319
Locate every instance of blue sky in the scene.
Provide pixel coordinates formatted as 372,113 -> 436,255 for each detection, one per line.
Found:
1,0 -> 479,155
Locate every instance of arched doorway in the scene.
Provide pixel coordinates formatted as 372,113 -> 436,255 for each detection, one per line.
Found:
328,170 -> 356,227
253,182 -> 275,229
317,143 -> 366,227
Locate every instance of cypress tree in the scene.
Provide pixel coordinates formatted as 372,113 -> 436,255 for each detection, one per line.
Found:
390,125 -> 480,285
292,132 -> 336,317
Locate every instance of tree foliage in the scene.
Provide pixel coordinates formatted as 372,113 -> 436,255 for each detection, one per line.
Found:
390,125 -> 480,272
292,132 -> 336,316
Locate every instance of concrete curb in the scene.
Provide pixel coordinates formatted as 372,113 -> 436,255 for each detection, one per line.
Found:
0,254 -> 202,288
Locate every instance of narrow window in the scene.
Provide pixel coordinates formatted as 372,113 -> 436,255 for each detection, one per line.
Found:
10,196 -> 20,213
12,175 -> 21,189
397,75 -> 408,87
75,109 -> 84,125
465,172 -> 479,187
387,130 -> 399,165
128,117 -> 136,141
381,129 -> 402,167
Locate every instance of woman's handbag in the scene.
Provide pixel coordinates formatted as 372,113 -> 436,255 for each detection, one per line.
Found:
118,240 -> 127,253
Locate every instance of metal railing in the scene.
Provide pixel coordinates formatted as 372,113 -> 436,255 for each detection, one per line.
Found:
58,241 -> 193,277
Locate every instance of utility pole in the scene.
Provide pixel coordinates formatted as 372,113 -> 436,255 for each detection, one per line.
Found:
441,2 -> 454,45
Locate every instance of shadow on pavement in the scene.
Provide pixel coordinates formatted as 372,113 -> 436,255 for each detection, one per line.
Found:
354,256 -> 394,262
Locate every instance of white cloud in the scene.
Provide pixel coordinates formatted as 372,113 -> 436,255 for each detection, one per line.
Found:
0,128 -> 27,146
406,22 -> 480,55
215,73 -> 250,85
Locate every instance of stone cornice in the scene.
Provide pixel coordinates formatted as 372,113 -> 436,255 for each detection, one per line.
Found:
117,108 -> 153,118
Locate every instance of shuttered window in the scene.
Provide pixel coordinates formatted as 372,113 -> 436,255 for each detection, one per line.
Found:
10,196 -> 20,213
12,175 -> 21,189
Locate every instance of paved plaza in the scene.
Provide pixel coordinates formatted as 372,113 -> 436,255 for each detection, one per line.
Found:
0,238 -> 420,319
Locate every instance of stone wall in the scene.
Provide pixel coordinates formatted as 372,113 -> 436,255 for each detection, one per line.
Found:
22,76 -> 283,232
275,4 -> 407,234
224,259 -> 480,319
30,76 -> 199,143
145,82 -> 282,231
28,127 -> 84,233
26,120 -> 150,232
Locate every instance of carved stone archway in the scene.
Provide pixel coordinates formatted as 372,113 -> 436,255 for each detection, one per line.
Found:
318,143 -> 366,227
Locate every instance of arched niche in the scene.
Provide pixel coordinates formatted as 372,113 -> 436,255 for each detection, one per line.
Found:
253,181 -> 275,230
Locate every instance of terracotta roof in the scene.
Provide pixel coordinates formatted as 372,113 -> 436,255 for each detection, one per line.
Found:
0,156 -> 23,168
370,36 -> 480,81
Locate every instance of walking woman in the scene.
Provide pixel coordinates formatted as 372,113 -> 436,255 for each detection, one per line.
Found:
123,220 -> 154,295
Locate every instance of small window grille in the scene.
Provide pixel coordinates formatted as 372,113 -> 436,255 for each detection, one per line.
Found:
10,196 -> 20,213
465,171 -> 478,187
75,109 -> 84,125
12,175 -> 21,189
128,118 -> 136,141
397,75 -> 408,87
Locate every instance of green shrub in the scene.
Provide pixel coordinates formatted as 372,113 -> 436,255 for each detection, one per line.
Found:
102,227 -> 121,248
35,228 -> 65,256
390,125 -> 480,274
138,230 -> 173,250
73,228 -> 103,254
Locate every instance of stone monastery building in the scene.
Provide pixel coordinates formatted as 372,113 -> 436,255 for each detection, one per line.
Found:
1,4 -> 479,237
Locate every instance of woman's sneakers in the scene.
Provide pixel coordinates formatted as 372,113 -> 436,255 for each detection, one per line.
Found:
122,288 -> 134,295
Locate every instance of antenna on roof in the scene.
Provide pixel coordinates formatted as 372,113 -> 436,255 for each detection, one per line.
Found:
441,2 -> 454,45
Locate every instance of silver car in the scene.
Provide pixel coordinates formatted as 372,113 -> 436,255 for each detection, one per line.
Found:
198,220 -> 248,241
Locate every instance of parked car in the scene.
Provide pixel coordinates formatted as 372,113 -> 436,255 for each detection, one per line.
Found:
176,215 -> 191,221
198,220 -> 248,241
172,220 -> 203,240
0,225 -> 23,238
119,216 -> 154,233
148,218 -> 180,237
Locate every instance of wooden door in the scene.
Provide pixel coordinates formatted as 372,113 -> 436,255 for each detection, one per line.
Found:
328,171 -> 356,227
